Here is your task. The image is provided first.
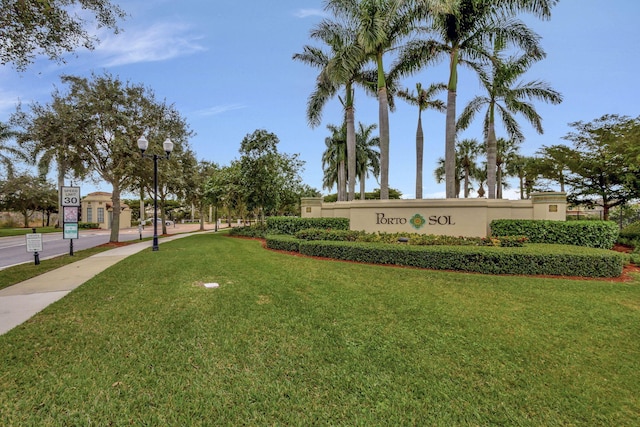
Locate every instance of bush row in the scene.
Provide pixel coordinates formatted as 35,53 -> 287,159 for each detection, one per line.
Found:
490,219 -> 618,249
293,228 -> 528,247
266,217 -> 350,235
265,239 -> 623,278
78,222 -> 100,229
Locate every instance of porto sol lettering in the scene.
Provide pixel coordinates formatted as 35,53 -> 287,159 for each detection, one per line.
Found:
376,213 -> 407,225
428,215 -> 455,225
375,212 -> 455,229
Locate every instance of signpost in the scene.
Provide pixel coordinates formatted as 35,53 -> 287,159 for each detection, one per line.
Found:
26,230 -> 43,265
61,186 -> 80,256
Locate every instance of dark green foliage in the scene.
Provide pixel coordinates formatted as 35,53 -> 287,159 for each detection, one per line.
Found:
78,222 -> 100,229
295,228 -> 363,241
297,241 -> 624,278
266,216 -> 350,235
228,223 -> 268,238
265,235 -> 300,252
619,220 -> 640,240
490,219 -> 618,249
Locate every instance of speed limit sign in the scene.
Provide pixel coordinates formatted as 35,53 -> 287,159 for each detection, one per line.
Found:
60,186 -> 81,207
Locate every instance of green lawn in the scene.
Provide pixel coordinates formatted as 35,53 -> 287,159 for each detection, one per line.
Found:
0,246 -> 113,291
0,226 -> 60,237
1,233 -> 638,425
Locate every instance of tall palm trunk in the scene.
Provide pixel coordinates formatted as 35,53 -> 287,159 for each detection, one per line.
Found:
345,86 -> 356,201
486,115 -> 497,199
415,110 -> 424,199
377,52 -> 390,200
359,171 -> 366,200
338,158 -> 346,201
445,49 -> 459,199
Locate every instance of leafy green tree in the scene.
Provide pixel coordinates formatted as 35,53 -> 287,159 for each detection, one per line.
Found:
186,160 -> 219,230
59,72 -> 191,242
210,162 -> 240,224
1,0 -> 126,70
562,115 -> 640,220
397,82 -> 446,199
0,173 -> 56,227
458,50 -> 562,199
12,92 -> 91,226
239,129 -> 305,222
534,144 -> 574,192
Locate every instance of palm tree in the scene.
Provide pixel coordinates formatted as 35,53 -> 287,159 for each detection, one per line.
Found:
355,122 -> 380,199
0,122 -> 23,177
326,0 -> 418,199
400,0 -> 554,198
457,138 -> 481,198
507,154 -> 538,199
12,94 -> 90,225
495,137 -> 520,198
457,49 -> 562,198
474,162 -> 488,198
397,82 -> 446,199
293,14 -> 367,201
322,123 -> 348,199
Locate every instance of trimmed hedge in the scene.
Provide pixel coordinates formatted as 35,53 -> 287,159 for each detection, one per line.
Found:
294,240 -> 624,278
620,220 -> 640,238
228,223 -> 268,238
490,219 -> 618,249
78,222 -> 100,229
266,217 -> 350,235
265,235 -> 300,252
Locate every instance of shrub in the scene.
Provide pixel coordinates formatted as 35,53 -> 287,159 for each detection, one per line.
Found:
228,223 -> 268,238
78,222 -> 100,229
295,228 -> 363,241
619,220 -> 640,242
490,219 -> 618,249
265,235 -> 300,252
266,217 -> 350,235
297,241 -> 624,278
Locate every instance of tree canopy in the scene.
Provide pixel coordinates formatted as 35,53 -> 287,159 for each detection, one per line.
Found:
1,0 -> 126,70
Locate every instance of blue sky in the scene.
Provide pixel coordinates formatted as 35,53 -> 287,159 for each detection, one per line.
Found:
1,0 -> 639,199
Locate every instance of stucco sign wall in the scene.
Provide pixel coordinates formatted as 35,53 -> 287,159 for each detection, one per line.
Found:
301,193 -> 567,238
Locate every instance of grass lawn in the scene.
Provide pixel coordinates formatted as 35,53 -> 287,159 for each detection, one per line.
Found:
1,233 -> 638,425
0,226 -> 60,237
0,246 -> 114,291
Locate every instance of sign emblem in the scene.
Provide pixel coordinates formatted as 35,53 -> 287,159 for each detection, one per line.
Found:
410,213 -> 426,230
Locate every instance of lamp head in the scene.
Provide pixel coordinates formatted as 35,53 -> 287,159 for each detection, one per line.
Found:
137,135 -> 149,154
163,138 -> 174,157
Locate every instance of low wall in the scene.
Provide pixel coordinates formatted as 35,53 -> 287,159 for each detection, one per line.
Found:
300,193 -> 566,238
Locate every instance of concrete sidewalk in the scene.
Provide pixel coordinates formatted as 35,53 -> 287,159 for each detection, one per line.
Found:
0,231 -> 204,335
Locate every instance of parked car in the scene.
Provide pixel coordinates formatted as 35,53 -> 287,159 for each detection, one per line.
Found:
149,218 -> 174,226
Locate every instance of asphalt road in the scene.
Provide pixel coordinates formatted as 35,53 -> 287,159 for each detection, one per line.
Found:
0,223 -> 213,271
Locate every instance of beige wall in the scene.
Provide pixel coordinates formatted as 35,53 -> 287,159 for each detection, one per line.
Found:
301,193 -> 566,237
81,192 -> 132,230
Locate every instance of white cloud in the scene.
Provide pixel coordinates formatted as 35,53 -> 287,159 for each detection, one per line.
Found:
95,22 -> 206,67
194,104 -> 246,117
293,9 -> 328,19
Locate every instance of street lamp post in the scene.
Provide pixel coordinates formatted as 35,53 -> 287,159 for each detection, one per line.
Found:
137,135 -> 174,251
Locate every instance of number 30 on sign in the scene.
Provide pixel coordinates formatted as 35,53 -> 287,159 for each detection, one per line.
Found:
60,186 -> 81,207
